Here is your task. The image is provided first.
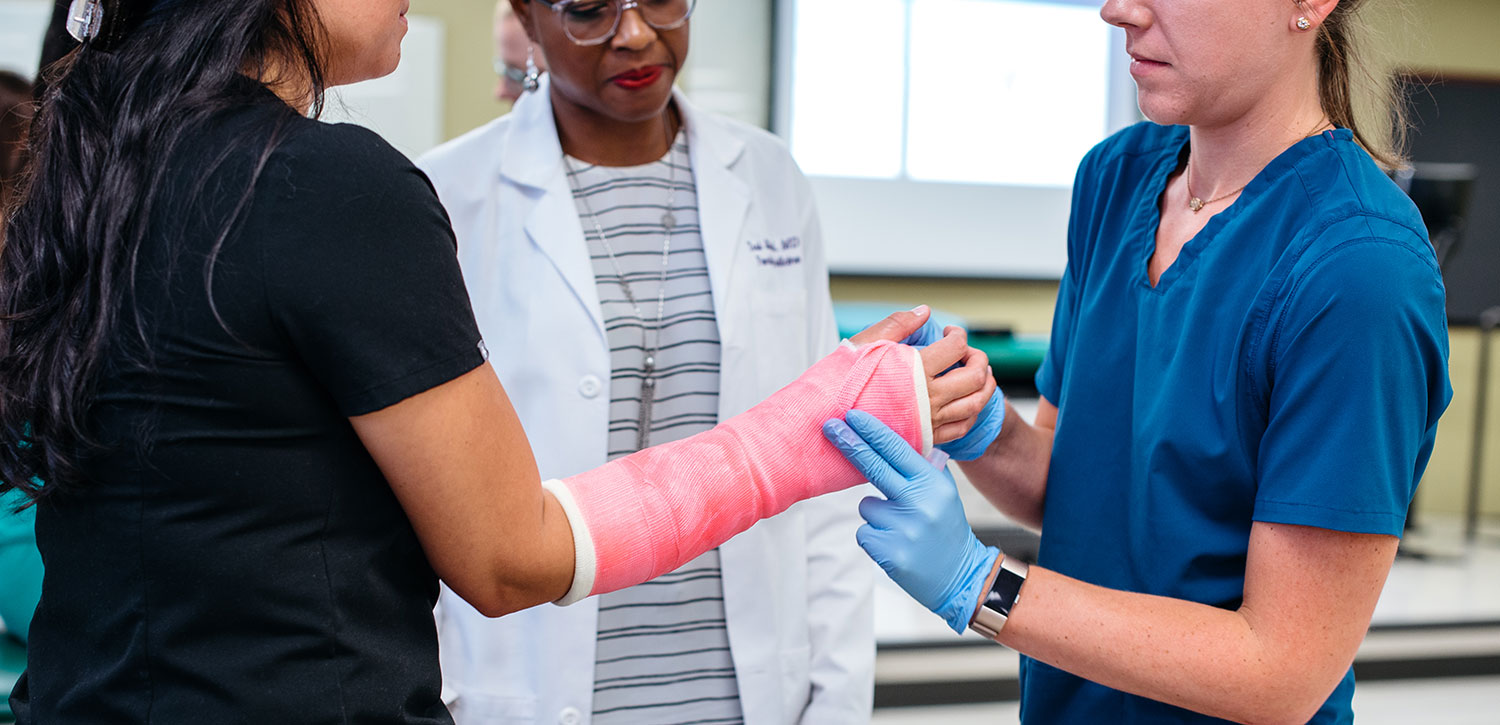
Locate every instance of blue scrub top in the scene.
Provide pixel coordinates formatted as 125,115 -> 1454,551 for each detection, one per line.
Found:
1026,123 -> 1451,724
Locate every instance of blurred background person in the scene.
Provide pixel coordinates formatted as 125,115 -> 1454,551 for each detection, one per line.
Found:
0,70 -> 35,212
493,0 -> 545,104
0,70 -> 43,647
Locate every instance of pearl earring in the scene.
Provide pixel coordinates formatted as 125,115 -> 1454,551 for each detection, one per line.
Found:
523,46 -> 541,93
1296,16 -> 1312,31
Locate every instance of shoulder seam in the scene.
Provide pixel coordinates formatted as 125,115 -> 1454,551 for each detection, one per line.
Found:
1242,205 -> 1431,406
1266,237 -> 1441,375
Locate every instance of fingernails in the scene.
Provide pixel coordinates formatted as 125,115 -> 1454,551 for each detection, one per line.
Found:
910,304 -> 929,316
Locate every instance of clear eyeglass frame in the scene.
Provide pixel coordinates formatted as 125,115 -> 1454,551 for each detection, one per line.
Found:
494,58 -> 528,85
531,0 -> 698,47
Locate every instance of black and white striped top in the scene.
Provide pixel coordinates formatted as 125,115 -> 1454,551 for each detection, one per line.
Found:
569,133 -> 745,725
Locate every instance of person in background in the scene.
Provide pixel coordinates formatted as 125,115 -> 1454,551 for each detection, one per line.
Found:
0,70 -> 43,646
493,0 -> 546,104
0,489 -> 41,646
823,0 -> 1452,723
0,70 -> 35,211
419,0 -> 995,723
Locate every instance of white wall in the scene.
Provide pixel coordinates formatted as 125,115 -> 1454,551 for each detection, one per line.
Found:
0,0 -> 53,79
677,0 -> 775,128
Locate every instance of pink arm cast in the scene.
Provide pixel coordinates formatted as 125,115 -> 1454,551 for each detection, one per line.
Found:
543,339 -> 931,604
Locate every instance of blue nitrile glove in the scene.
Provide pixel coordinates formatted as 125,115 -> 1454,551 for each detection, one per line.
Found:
899,316 -> 944,348
823,409 -> 999,634
938,389 -> 1006,461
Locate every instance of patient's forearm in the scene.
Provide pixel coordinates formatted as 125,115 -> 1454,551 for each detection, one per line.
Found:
547,339 -> 931,603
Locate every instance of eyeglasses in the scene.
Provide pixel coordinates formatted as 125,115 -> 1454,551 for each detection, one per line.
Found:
494,58 -> 528,85
532,0 -> 697,47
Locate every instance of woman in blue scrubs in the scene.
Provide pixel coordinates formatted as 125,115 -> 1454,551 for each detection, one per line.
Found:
826,0 -> 1452,722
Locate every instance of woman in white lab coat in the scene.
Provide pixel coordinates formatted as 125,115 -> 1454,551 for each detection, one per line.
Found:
418,1 -> 913,722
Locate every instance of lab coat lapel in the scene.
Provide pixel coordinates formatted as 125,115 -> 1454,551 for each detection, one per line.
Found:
678,92 -> 750,335
504,78 -> 607,339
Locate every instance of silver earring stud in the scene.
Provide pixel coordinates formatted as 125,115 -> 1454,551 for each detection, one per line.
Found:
523,46 -> 541,93
1296,16 -> 1312,31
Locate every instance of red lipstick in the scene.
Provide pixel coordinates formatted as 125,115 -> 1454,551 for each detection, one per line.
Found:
612,66 -> 665,90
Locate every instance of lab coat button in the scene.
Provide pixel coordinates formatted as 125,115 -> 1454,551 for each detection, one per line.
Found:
559,706 -> 582,725
578,375 -> 603,399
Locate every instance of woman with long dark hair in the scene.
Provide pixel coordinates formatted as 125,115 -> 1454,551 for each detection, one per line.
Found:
0,1 -> 988,721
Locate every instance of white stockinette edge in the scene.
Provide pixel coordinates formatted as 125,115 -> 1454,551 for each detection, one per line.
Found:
910,345 -> 934,456
543,479 -> 596,606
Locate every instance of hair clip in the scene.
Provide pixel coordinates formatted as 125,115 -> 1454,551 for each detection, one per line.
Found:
65,0 -> 105,43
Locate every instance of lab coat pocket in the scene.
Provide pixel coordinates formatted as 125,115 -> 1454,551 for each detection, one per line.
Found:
746,280 -> 811,392
448,693 -> 538,725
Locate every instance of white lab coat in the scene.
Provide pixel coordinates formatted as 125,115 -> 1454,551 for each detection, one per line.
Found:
417,77 -> 874,725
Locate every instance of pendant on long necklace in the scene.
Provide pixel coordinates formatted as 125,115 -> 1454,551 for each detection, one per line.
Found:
637,355 -> 656,451
662,211 -> 676,230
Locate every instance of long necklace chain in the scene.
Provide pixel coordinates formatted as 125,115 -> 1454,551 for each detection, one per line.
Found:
565,116 -> 679,451
1185,117 -> 1334,213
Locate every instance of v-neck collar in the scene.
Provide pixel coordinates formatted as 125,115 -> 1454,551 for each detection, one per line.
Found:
1134,125 -> 1352,294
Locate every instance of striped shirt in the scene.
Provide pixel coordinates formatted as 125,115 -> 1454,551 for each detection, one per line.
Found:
569,133 -> 745,725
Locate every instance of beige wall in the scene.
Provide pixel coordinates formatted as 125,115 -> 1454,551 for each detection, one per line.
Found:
411,0 -> 510,141
1383,0 -> 1500,77
416,0 -> 1500,518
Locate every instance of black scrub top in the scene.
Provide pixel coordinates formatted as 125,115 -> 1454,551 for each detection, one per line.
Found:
11,81 -> 487,724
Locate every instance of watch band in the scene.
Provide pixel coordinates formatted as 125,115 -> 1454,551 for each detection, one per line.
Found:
969,555 -> 1029,639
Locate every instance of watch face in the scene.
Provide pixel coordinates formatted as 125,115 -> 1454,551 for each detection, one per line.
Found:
987,566 -> 1026,617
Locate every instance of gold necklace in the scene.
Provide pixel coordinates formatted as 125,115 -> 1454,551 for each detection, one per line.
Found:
1184,118 -> 1334,213
1185,164 -> 1244,213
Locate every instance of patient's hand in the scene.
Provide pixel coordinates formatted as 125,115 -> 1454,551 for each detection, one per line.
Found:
851,307 -> 998,445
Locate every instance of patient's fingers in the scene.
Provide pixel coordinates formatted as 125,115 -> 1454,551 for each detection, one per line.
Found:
927,346 -> 994,444
919,327 -> 968,378
932,373 -> 998,444
851,305 -> 931,346
928,345 -> 990,408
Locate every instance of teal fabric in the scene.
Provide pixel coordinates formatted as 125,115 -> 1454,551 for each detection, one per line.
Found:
0,490 -> 42,644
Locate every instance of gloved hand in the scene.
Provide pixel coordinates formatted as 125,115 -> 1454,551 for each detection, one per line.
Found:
900,320 -> 1006,461
823,409 -> 999,634
937,388 -> 1005,461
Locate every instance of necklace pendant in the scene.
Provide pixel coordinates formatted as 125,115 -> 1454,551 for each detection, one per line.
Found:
637,376 -> 656,451
662,211 -> 676,230
1188,197 -> 1205,213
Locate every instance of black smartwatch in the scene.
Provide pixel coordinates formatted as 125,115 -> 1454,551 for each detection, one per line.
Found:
969,555 -> 1029,639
